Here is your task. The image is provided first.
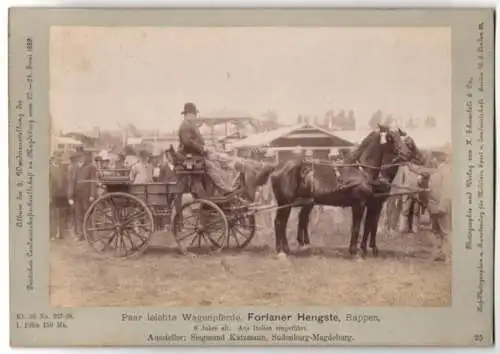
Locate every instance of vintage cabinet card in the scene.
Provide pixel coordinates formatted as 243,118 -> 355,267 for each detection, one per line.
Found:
8,8 -> 495,347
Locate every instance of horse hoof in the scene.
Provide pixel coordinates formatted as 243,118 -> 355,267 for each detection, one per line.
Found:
372,247 -> 379,257
276,252 -> 288,260
299,244 -> 311,251
360,248 -> 368,259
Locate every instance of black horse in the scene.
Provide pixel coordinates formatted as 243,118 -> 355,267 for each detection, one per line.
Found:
357,130 -> 426,257
251,125 -> 414,256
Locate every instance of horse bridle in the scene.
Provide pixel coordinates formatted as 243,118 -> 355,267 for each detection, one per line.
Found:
385,131 -> 414,164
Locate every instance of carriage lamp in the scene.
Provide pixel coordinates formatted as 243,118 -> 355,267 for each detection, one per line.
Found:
185,154 -> 194,170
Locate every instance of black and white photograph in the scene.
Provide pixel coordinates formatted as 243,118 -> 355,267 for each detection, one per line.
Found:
48,26 -> 453,308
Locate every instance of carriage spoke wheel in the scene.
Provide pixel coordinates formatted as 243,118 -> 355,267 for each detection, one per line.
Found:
172,199 -> 229,256
84,192 -> 155,259
226,212 -> 256,249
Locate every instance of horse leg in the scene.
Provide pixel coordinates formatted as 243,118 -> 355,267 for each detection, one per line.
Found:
275,206 -> 292,255
348,203 -> 364,256
297,204 -> 313,249
296,207 -> 303,247
369,203 -> 384,257
360,204 -> 372,258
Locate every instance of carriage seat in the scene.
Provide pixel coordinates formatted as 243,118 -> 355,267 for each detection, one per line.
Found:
173,153 -> 206,175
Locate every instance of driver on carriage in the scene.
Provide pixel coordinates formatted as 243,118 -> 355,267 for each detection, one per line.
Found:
177,102 -> 235,195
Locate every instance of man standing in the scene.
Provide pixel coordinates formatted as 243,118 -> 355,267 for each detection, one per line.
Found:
130,150 -> 153,184
159,150 -> 177,185
426,157 -> 452,261
157,150 -> 180,225
66,153 -> 79,235
398,164 -> 423,234
398,158 -> 450,259
67,151 -> 97,240
50,153 -> 68,240
115,152 -> 126,169
178,102 -> 234,196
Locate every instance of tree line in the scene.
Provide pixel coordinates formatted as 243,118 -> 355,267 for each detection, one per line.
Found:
261,109 -> 438,131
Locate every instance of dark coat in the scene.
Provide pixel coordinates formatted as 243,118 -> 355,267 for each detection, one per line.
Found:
50,164 -> 68,200
159,162 -> 176,183
178,119 -> 205,155
67,162 -> 97,200
66,163 -> 78,199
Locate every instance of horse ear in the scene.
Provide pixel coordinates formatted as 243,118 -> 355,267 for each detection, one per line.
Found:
377,123 -> 389,132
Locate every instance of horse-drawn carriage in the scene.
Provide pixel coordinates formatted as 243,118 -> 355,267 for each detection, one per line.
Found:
82,126 -> 437,259
83,153 -> 257,259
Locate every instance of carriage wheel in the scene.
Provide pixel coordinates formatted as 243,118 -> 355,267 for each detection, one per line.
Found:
83,192 -> 155,259
227,212 -> 256,249
172,199 -> 229,256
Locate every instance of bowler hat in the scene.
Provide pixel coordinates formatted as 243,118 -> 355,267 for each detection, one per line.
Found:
138,149 -> 150,158
181,102 -> 199,115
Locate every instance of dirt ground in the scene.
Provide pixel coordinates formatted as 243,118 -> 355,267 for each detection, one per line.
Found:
50,210 -> 451,308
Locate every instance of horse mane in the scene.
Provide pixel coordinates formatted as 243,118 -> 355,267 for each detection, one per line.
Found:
343,131 -> 378,164
411,139 -> 428,166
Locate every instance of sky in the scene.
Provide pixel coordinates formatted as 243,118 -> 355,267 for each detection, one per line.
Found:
50,26 -> 451,135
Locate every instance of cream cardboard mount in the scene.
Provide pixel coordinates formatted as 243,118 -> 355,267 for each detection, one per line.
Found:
8,8 -> 495,347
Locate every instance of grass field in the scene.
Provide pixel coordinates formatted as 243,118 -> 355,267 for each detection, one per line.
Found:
50,210 -> 451,308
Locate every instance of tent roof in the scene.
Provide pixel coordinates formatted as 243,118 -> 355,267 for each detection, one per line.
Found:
231,124 -> 356,149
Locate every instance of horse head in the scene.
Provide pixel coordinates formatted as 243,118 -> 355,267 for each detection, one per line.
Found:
396,129 -> 427,166
377,124 -> 413,163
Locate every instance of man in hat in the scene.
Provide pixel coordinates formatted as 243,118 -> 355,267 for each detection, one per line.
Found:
177,102 -> 234,195
159,150 -> 177,185
50,152 -> 69,240
66,152 -> 79,235
115,152 -> 126,169
151,148 -> 163,182
100,153 -> 112,174
94,155 -> 103,169
67,150 -> 97,240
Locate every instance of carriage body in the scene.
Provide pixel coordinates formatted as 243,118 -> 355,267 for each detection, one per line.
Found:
84,167 -> 181,259
97,168 -> 180,222
84,154 -> 256,259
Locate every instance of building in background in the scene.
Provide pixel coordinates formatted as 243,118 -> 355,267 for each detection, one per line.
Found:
53,136 -> 84,155
231,124 -> 356,162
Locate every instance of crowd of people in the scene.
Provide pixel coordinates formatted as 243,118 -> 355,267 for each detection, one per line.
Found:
49,145 -> 178,241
